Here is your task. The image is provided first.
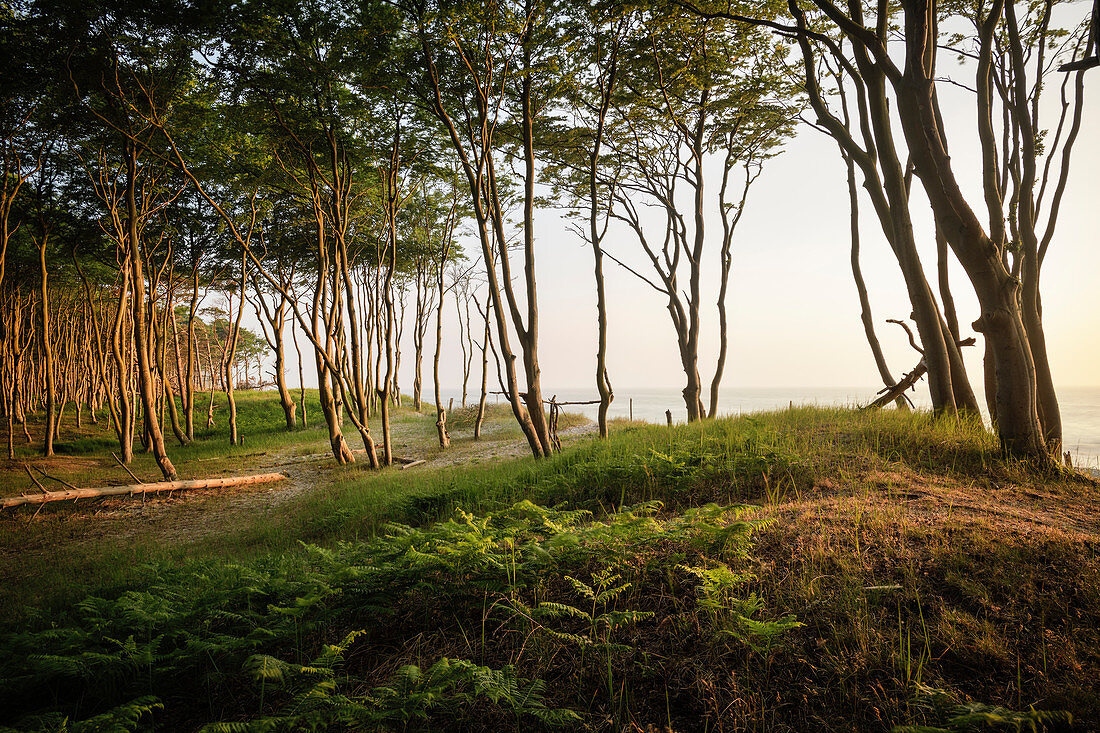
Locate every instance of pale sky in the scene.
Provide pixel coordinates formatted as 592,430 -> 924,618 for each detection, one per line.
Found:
256,23 -> 1100,400
493,57 -> 1100,394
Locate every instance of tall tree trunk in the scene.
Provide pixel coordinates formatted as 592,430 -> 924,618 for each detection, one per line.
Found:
474,297 -> 490,441
888,0 -> 1045,457
412,261 -> 426,412
843,152 -> 905,407
272,304 -> 296,431
315,237 -> 354,464
377,245 -> 397,466
252,281 -> 297,432
454,288 -> 470,408
708,144 -> 752,419
223,258 -> 247,447
516,13 -> 552,453
36,233 -> 55,457
159,308 -> 188,447
432,297 -> 449,448
184,265 -> 199,441
124,144 -> 176,481
204,334 -> 216,429
333,205 -> 379,467
419,28 -> 546,456
291,320 -> 307,429
433,237 -> 451,449
586,49 -> 616,438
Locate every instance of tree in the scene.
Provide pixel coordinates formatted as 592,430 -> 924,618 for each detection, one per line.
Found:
691,0 -> 1093,458
542,0 -> 635,438
604,6 -> 796,421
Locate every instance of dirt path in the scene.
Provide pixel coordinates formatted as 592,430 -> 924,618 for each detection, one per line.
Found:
0,419 -> 599,560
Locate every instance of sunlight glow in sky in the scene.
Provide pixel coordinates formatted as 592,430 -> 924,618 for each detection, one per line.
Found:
258,28 -> 1100,398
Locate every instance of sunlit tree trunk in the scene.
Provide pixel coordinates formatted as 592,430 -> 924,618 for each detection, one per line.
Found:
36,229 -> 55,457
124,143 -> 177,480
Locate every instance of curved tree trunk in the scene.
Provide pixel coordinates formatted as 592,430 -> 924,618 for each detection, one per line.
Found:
124,144 -> 176,481
291,320 -> 307,429
37,232 -> 55,457
843,154 -> 903,405
433,250 -> 449,449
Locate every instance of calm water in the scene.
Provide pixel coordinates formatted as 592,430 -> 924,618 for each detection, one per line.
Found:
468,385 -> 1100,468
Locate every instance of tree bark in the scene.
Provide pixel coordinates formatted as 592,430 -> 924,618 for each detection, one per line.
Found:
36,231 -> 55,457
124,143 -> 177,481
843,151 -> 904,406
2,472 -> 288,509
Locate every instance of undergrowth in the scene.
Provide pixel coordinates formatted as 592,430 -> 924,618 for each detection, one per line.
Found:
0,501 -> 791,731
2,404 -> 1096,731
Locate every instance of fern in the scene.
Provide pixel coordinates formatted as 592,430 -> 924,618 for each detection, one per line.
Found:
679,563 -> 802,651
0,696 -> 163,733
0,499 -> 775,729
893,684 -> 1074,732
205,646 -> 580,731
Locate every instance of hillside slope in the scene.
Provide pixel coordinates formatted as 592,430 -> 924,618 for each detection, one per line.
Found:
0,407 -> 1095,732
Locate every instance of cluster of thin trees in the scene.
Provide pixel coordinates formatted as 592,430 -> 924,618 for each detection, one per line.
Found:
0,267 -> 269,464
1,0 -> 1095,476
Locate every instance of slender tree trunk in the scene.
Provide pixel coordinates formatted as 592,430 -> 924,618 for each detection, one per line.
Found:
586,62 -> 615,437
474,298 -> 490,441
252,281 -> 297,432
332,201 -> 379,466
273,308 -> 296,430
455,288 -> 470,408
203,330 -> 216,429
412,261 -> 426,412
378,252 -> 397,466
184,266 -> 199,441
291,320 -> 307,429
433,242 -> 450,449
842,152 -> 905,407
222,256 -> 248,447
37,233 -> 55,457
516,19 -> 552,453
315,241 -> 354,464
124,144 -> 176,481
420,32 -> 545,457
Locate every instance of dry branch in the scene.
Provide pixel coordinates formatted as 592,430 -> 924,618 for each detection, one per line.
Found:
111,452 -> 145,484
864,337 -> 977,410
2,472 -> 288,509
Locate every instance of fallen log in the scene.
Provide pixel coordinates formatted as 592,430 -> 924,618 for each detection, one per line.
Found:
399,460 -> 427,471
863,333 -> 977,411
864,360 -> 928,410
1,472 -> 289,510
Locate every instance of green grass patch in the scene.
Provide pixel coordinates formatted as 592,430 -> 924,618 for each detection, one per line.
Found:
0,398 -> 1096,731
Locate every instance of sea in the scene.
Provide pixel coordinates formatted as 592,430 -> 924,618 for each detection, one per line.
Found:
464,385 -> 1100,469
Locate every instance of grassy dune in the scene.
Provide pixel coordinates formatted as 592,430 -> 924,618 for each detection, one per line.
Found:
0,397 -> 1096,731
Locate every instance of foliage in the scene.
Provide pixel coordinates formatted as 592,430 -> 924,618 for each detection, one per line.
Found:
0,697 -> 162,733
0,497 -> 788,730
205,633 -> 579,731
893,684 -> 1074,732
2,401 -> 1097,730
678,562 -> 802,651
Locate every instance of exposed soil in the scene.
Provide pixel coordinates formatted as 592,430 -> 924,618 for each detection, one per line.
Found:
0,420 -> 599,567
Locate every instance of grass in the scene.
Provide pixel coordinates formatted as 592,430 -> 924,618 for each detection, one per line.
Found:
0,390 -> 545,614
0,397 -> 1096,731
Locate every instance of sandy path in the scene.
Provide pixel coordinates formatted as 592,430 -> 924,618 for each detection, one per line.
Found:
0,419 -> 599,560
